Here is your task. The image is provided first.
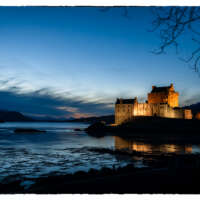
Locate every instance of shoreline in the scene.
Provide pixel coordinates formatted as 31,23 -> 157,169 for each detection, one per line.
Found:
1,153 -> 200,193
1,118 -> 200,193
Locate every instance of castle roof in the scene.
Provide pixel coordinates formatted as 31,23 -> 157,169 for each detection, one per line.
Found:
116,98 -> 137,104
151,84 -> 174,93
151,86 -> 171,93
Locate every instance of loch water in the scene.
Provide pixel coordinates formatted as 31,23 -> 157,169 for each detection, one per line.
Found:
0,122 -> 200,184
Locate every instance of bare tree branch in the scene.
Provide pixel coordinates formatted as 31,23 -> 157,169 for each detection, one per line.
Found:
152,7 -> 200,75
98,6 -> 200,76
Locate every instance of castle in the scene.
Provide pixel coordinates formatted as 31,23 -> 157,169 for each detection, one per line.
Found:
115,84 -> 192,125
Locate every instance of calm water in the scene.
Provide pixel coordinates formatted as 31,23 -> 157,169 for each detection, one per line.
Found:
0,122 -> 131,184
0,122 -> 200,185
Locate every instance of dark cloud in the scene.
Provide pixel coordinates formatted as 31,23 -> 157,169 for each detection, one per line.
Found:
0,86 -> 114,119
179,88 -> 200,106
180,93 -> 200,107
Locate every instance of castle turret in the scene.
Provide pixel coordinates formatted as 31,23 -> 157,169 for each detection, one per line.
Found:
147,83 -> 179,108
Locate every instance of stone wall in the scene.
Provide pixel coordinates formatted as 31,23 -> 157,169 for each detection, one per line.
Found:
168,91 -> 179,107
133,102 -> 152,116
115,103 -> 134,124
133,103 -> 185,119
115,102 -> 192,125
184,109 -> 193,119
148,92 -> 168,104
148,91 -> 179,108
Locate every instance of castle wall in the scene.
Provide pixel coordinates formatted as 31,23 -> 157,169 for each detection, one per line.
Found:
167,92 -> 179,107
133,102 -> 152,116
158,105 -> 184,118
184,109 -> 193,119
115,103 -> 134,124
133,103 -> 185,119
148,91 -> 179,108
148,92 -> 168,104
115,103 -> 192,125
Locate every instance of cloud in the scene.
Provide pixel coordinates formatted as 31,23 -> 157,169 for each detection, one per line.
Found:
178,88 -> 200,106
56,106 -> 99,119
56,106 -> 79,113
70,113 -> 95,119
180,94 -> 200,106
0,78 -> 114,119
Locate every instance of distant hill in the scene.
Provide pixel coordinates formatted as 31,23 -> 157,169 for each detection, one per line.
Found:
0,110 -> 34,122
67,115 -> 114,124
27,115 -> 68,122
0,110 -> 114,123
183,102 -> 200,115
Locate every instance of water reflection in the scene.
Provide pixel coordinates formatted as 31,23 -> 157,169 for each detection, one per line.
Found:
114,136 -> 196,154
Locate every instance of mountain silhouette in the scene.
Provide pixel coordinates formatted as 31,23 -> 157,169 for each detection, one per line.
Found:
0,110 -> 34,122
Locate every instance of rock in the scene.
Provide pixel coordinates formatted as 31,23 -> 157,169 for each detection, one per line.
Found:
14,128 -> 46,133
85,121 -> 108,137
74,128 -> 82,131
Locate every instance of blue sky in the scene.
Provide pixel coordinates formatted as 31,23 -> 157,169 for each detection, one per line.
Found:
0,7 -> 199,119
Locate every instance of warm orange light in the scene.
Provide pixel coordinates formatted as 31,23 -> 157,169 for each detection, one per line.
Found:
132,143 -> 152,152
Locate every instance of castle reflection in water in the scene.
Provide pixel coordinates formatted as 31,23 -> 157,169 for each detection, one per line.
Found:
114,136 -> 194,154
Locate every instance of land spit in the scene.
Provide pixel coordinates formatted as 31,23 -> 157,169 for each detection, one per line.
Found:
85,117 -> 200,142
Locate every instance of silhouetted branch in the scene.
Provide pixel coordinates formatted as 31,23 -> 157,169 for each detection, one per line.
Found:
98,6 -> 200,75
151,7 -> 200,75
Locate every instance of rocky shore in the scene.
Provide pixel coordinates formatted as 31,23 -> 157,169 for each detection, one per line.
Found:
1,152 -> 200,194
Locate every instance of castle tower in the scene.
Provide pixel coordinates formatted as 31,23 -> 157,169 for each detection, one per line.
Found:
115,98 -> 136,124
147,83 -> 179,108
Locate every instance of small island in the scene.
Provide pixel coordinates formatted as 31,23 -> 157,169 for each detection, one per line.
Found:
86,84 -> 200,140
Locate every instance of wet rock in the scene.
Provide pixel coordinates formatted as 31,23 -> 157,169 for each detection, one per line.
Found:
74,128 -> 82,131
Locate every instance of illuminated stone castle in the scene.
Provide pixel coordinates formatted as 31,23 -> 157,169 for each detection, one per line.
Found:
115,84 -> 192,124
